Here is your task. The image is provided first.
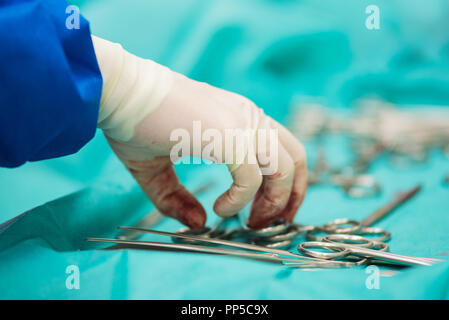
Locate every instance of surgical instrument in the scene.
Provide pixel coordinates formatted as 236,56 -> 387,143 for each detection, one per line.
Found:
119,226 -> 329,262
290,100 -> 449,168
168,182 -> 414,250
164,184 -> 419,254
85,184 -> 441,269
135,227 -> 439,267
85,236 -> 348,268
296,240 -> 441,267
244,184 -> 421,249
304,184 -> 421,242
86,227 -> 440,268
292,233 -> 439,267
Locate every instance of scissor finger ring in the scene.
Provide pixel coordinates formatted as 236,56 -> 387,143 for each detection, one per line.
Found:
297,241 -> 351,260
359,227 -> 391,242
243,220 -> 290,238
323,234 -> 374,248
323,218 -> 361,234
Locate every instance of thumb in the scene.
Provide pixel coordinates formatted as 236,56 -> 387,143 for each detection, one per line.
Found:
213,151 -> 262,218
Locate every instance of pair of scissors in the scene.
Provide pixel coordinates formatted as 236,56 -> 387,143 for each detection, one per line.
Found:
88,227 -> 350,268
291,234 -> 441,267
87,227 -> 441,268
85,185 -> 439,268
235,185 -> 421,250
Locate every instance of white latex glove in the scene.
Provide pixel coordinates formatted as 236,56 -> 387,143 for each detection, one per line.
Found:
92,36 -> 307,229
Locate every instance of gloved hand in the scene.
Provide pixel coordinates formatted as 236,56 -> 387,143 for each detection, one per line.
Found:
92,36 -> 307,229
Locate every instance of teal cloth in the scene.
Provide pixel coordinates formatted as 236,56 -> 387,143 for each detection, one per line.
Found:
1,0 -> 449,299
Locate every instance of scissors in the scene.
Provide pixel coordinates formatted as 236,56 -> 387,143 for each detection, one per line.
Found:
85,184 -> 441,268
259,185 -> 431,266
173,185 -> 419,251
293,235 -> 440,267
88,228 -> 351,268
87,226 -> 441,268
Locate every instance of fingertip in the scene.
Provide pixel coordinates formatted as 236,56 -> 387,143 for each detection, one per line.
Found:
176,202 -> 207,230
178,198 -> 207,230
247,212 -> 280,229
248,197 -> 283,229
159,188 -> 207,230
213,197 -> 240,218
280,186 -> 307,223
184,207 -> 207,230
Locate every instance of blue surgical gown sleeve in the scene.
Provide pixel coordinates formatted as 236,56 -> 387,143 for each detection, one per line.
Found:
0,0 -> 103,168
